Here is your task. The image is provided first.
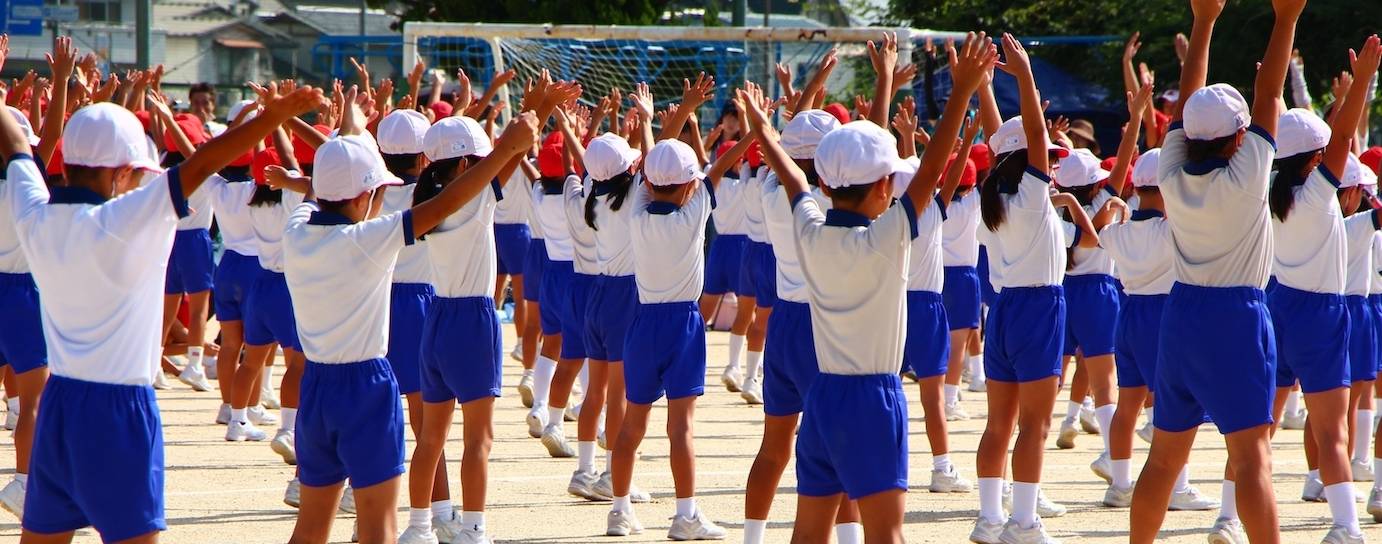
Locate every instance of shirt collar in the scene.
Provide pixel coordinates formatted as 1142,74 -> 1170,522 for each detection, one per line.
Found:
48,186 -> 109,206
1130,209 -> 1164,221
647,201 -> 680,215
307,210 -> 355,226
824,208 -> 871,228
1182,158 -> 1230,176
397,174 -> 418,186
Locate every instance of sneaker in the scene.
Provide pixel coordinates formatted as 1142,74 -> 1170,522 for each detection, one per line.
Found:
283,478 -> 301,508
564,404 -> 579,422
216,403 -> 232,425
339,486 -> 356,514
1056,419 -> 1078,450
568,469 -> 603,500
1352,459 -> 1375,482
945,401 -> 970,421
1206,517 -> 1248,544
1368,487 -> 1382,522
518,372 -> 534,408
1281,409 -> 1307,430
0,477 -> 24,518
526,408 -> 545,439
1090,453 -> 1112,484
998,518 -> 1060,544
607,509 -> 643,536
598,430 -> 607,451
398,525 -> 440,544
248,406 -> 278,425
271,428 -> 297,465
929,467 -> 973,493
432,511 -> 467,543
1303,475 -> 1326,502
2,408 -> 14,432
509,342 -> 523,362
667,512 -> 727,540
225,420 -> 267,442
261,376 -> 281,410
1102,483 -> 1134,508
203,356 -> 218,380
969,517 -> 1004,544
968,379 -> 987,393
153,370 -> 171,390
541,425 -> 576,458
1036,490 -> 1067,518
1136,421 -> 1155,444
1079,405 -> 1100,434
720,367 -> 742,393
740,379 -> 763,405
591,472 -> 649,503
1320,525 -> 1365,544
1168,485 -> 1219,511
178,362 -> 213,391
452,527 -> 492,544
902,369 -> 919,382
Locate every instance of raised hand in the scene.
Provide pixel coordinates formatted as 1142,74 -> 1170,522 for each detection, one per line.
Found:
1351,35 -> 1382,85
264,85 -> 326,120
46,36 -> 77,83
853,95 -> 872,121
91,73 -> 119,103
0,34 -> 9,73
891,62 -> 918,95
867,31 -> 899,78
495,111 -> 540,157
1174,33 -> 1190,64
348,57 -> 371,91
248,81 -> 279,104
491,69 -> 517,90
681,72 -> 715,110
997,33 -> 1032,79
774,62 -> 793,94
630,82 -> 654,120
1190,0 -> 1228,21
1129,77 -> 1155,117
1123,31 -> 1142,63
892,96 -> 919,140
952,32 -> 998,94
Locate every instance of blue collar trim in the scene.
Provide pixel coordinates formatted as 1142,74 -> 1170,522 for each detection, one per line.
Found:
824,208 -> 871,228
398,174 -> 418,186
307,210 -> 354,226
647,201 -> 680,215
1131,209 -> 1164,221
1183,158 -> 1229,176
48,186 -> 109,205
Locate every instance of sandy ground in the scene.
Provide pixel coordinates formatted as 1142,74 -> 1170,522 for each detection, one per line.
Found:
0,323 -> 1380,543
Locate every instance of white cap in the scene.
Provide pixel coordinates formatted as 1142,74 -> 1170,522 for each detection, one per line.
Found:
644,139 -> 704,186
1056,148 -> 1108,188
1182,83 -> 1249,140
61,103 -> 161,171
1159,89 -> 1180,104
781,110 -> 841,160
311,134 -> 403,201
1132,148 -> 1162,188
423,116 -> 492,161
585,133 -> 641,180
377,110 -> 430,155
990,116 -> 1070,158
1343,154 -> 1368,189
5,106 -> 37,146
1276,108 -> 1330,159
814,120 -> 909,189
226,99 -> 259,125
890,155 -> 920,199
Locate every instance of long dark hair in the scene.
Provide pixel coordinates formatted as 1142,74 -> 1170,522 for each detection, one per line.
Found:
980,151 -> 1031,231
248,184 -> 283,207
1185,134 -> 1236,164
411,156 -> 472,238
1269,151 -> 1319,221
584,171 -> 636,230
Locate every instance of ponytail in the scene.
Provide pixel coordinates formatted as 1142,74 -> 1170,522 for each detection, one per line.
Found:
1269,152 -> 1318,222
411,157 -> 464,238
980,151 -> 1029,232
584,171 -> 636,230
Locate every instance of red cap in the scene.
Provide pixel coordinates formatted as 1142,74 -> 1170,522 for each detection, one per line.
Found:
746,141 -> 762,169
48,140 -> 64,176
1362,146 -> 1382,176
227,148 -> 255,167
292,124 -> 330,166
133,110 -> 153,132
252,148 -> 282,185
716,139 -> 738,161
543,130 -> 564,147
945,154 -> 978,188
969,143 -> 992,171
537,143 -> 565,178
823,103 -> 851,125
429,101 -> 453,119
165,113 -> 209,150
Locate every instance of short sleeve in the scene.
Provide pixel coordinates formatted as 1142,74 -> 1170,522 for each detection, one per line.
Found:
96,169 -> 183,243
1298,168 -> 1341,208
1159,126 -> 1188,181
1345,210 -> 1380,246
1062,220 -> 1080,248
287,200 -> 318,228
868,198 -> 914,251
1227,125 -> 1277,196
347,210 -> 410,264
792,195 -> 826,238
6,155 -> 49,222
1014,168 -> 1054,210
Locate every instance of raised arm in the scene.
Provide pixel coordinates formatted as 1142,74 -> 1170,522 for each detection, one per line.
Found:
1324,36 -> 1381,177
554,106 -> 587,168
907,32 -> 994,206
148,92 -> 196,158
976,59 -> 1002,144
866,32 -> 899,127
411,112 -> 538,235
1122,32 -> 1142,96
797,50 -> 838,115
1108,83 -> 1155,195
179,87 -> 323,196
1175,0 -> 1225,122
1251,0 -> 1305,137
38,36 -> 77,164
893,96 -> 919,159
1052,193 -> 1101,248
740,82 -> 809,202
939,114 -> 981,208
998,33 -> 1050,175
657,73 -> 714,141
706,134 -> 752,191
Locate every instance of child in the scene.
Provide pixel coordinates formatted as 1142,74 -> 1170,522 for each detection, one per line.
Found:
516,152 -> 550,410
699,138 -> 755,392
526,132 -> 581,442
493,146 -> 534,365
3,82 -> 319,543
1129,0 -> 1305,541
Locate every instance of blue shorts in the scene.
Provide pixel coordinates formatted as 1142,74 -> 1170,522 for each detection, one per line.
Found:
796,373 -> 908,499
522,240 -> 547,302
1156,283 -> 1276,434
704,234 -> 749,295
941,266 -> 981,330
1062,274 -> 1120,357
561,273 -> 596,359
244,271 -> 300,350
1372,294 -> 1382,374
298,359 -> 406,488
1115,278 -> 1128,306
584,275 -> 637,362
212,250 -> 262,322
763,300 -> 820,416
164,228 -> 215,294
749,242 -> 778,308
419,297 -> 502,404
903,291 -> 950,379
1114,294 -> 1167,389
1266,284 -> 1349,393
540,260 -> 575,336
984,286 -> 1066,383
494,223 -> 531,276
388,283 -> 434,395
0,272 -> 46,373
1347,295 -> 1377,383
25,376 -> 165,542
977,245 -> 999,307
623,301 -> 706,404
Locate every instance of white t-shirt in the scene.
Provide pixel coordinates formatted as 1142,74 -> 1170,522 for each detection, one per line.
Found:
202,176 -> 258,256
979,169 -> 1070,289
629,181 -> 713,303
382,181 -> 432,285
8,157 -> 184,385
494,166 -> 532,225
1343,211 -> 1379,296
1099,211 -> 1176,295
534,179 -> 574,262
425,184 -> 499,299
710,168 -> 752,235
591,179 -> 638,277
248,190 -> 306,273
1067,188 -> 1118,277
742,166 -> 769,243
941,192 -> 980,267
565,176 -> 602,275
0,169 -> 29,274
180,178 -> 216,231
1159,124 -> 1276,289
284,202 -> 411,364
1372,233 -> 1382,295
794,194 -> 916,375
906,195 -> 946,293
1272,168 -> 1348,294
760,175 -> 828,304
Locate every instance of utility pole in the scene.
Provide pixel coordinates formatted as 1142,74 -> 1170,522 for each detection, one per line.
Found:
732,0 -> 745,26
136,0 -> 151,68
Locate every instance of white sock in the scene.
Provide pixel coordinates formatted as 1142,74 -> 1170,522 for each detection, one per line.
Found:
1354,410 -> 1374,462
1144,406 -> 1154,426
261,365 -> 274,390
727,334 -> 746,373
230,408 -> 248,424
1174,465 -> 1191,493
14,473 -> 26,485
1220,480 -> 1237,520
604,449 -> 613,472
547,406 -> 565,432
675,497 -> 697,519
969,354 -> 985,382
578,441 -> 596,473
1111,459 -> 1132,489
1309,468 -> 1321,481
743,519 -> 768,544
533,356 -> 558,410
944,384 -> 959,405
5,397 -> 16,415
188,346 -> 204,370
978,478 -> 1005,523
1323,482 -> 1362,534
1082,397 -> 1095,411
460,511 -> 484,532
577,361 -> 590,396
933,453 -> 953,473
281,408 -> 297,431
1095,404 -> 1116,453
430,500 -> 452,519
409,508 -> 431,530
1065,401 -> 1081,422
834,522 -> 864,544
612,495 -> 632,514
1011,481 -> 1039,528
745,351 -> 764,383
1284,389 -> 1300,416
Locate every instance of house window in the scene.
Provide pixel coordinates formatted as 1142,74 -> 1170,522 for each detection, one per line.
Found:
79,1 -> 122,23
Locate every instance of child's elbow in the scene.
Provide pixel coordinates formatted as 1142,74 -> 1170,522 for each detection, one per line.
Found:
1078,232 -> 1101,249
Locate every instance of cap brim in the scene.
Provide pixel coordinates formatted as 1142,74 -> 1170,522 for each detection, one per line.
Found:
369,170 -> 406,192
1048,143 -> 1071,158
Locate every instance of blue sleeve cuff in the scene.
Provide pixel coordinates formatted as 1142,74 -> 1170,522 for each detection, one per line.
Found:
1247,124 -> 1277,150
934,194 -> 948,221
1103,184 -> 1118,196
8,153 -> 33,164
899,194 -> 919,240
491,179 -> 504,201
705,178 -> 717,209
1168,120 -> 1185,132
1319,165 -> 1342,188
167,167 -> 190,219
401,209 -> 416,246
1373,209 -> 1381,231
1069,226 -> 1083,248
1024,166 -> 1052,184
791,191 -> 811,210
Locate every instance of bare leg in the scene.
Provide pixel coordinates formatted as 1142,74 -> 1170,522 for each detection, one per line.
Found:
351,476 -> 402,544
977,380 -> 1019,478
1130,427 -> 1198,542
791,494 -> 840,544
610,402 -> 651,497
408,398 -> 456,509
1012,377 -> 1060,483
288,480 -> 344,544
745,413 -> 800,520
917,375 -> 950,456
856,489 -> 906,544
12,367 -> 48,474
217,321 -> 245,404
666,396 -> 698,499
1222,425 -> 1279,543
281,350 -> 304,409
459,397 -> 495,512
231,344 -> 275,410
185,291 -> 211,356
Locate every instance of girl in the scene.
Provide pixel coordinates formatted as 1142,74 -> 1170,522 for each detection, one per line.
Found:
1341,155 -> 1380,489
526,132 -> 581,441
699,138 -> 756,393
516,152 -> 549,410
737,138 -> 773,405
493,155 -> 533,365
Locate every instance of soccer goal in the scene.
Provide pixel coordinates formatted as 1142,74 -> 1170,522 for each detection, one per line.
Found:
401,22 -> 966,125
